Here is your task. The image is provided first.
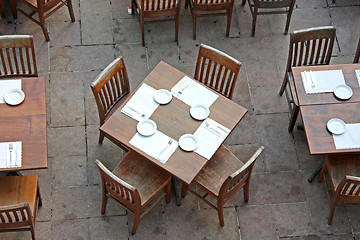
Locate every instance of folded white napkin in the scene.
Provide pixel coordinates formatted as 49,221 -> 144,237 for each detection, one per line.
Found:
355,70 -> 360,87
0,141 -> 22,168
193,118 -> 230,160
129,131 -> 178,164
121,83 -> 159,121
333,123 -> 360,149
171,76 -> 219,108
301,70 -> 346,94
0,79 -> 22,104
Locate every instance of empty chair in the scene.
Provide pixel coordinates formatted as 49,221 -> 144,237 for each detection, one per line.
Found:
0,175 -> 42,240
278,26 -> 336,132
354,38 -> 360,63
194,44 -> 241,100
10,0 -> 75,41
131,0 -> 181,46
241,0 -> 296,37
319,154 -> 360,225
91,57 -> 130,147
185,0 -> 235,40
181,145 -> 264,226
95,150 -> 171,235
0,35 -> 37,78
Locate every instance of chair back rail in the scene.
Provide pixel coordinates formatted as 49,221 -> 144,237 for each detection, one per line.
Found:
337,176 -> 360,202
195,44 -> 241,99
256,0 -> 294,8
140,0 -> 178,10
0,35 -> 37,78
194,0 -> 232,6
0,203 -> 32,229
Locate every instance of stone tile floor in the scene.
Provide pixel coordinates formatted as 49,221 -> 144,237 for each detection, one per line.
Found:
1,0 -> 360,239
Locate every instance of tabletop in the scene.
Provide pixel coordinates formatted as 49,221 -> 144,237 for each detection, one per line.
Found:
100,61 -> 248,184
300,102 -> 360,155
293,63 -> 360,106
0,77 -> 47,172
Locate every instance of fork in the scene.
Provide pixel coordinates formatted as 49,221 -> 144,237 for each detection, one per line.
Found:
9,143 -> 13,166
158,139 -> 173,158
128,106 -> 146,118
178,81 -> 192,95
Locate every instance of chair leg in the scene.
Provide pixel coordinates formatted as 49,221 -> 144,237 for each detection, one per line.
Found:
10,0 -> 17,19
165,181 -> 171,203
101,192 -> 108,214
279,74 -> 288,96
226,9 -> 232,37
66,0 -> 75,22
181,182 -> 188,198
175,8 -> 180,42
241,0 -> 246,6
217,201 -> 225,227
30,222 -> 36,240
243,182 -> 249,202
141,16 -> 145,46
318,160 -> 327,183
192,10 -> 197,40
38,9 -> 50,41
131,211 -> 141,235
185,0 -> 189,9
288,103 -> 299,132
251,10 -> 257,37
0,0 -> 5,18
99,131 -> 105,143
328,198 -> 337,225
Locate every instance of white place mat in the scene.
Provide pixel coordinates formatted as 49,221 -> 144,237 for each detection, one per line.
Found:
355,69 -> 360,87
0,141 -> 22,168
0,79 -> 22,104
121,83 -> 159,121
129,131 -> 178,164
301,70 -> 346,94
333,123 -> 360,149
171,76 -> 219,108
193,118 -> 230,160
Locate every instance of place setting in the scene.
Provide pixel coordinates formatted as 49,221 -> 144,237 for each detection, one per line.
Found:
327,118 -> 360,149
301,70 -> 347,95
0,79 -> 25,106
0,141 -> 22,168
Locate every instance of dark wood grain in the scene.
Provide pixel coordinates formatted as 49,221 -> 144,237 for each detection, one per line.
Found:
100,61 -> 247,184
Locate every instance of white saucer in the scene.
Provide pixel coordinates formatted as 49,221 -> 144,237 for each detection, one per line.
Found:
154,89 -> 172,104
179,134 -> 198,151
4,89 -> 25,106
190,104 -> 210,120
137,119 -> 157,136
334,85 -> 352,100
327,118 -> 346,135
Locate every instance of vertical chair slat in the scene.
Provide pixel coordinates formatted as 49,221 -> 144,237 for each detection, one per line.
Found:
25,48 -> 31,75
19,48 -> 26,74
315,38 -> 323,64
12,48 -> 20,74
5,48 -> 14,74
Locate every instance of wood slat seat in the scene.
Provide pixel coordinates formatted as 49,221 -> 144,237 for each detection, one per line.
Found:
319,154 -> 360,225
95,150 -> 171,235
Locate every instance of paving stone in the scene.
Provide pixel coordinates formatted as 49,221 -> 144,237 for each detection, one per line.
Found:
89,215 -> 129,240
147,41 -> 180,69
47,0 -> 80,22
0,23 -> 16,34
113,18 -> 142,44
281,234 -> 354,240
112,0 -> 133,20
296,0 -> 328,8
52,218 -> 90,240
347,207 -> 360,232
225,115 -> 259,145
52,155 -> 88,187
232,66 -> 254,114
251,85 -> 289,114
49,21 -> 81,47
295,140 -> 324,171
246,59 -> 282,87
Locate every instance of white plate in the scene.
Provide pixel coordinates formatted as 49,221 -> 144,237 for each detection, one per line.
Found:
334,85 -> 353,100
327,118 -> 346,135
4,89 -> 25,105
154,89 -> 172,104
190,104 -> 210,120
137,119 -> 157,136
179,134 -> 198,151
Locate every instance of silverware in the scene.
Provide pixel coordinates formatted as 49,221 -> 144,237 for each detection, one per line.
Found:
205,122 -> 224,138
159,139 -> 173,158
128,106 -> 146,118
9,143 -> 13,166
178,80 -> 192,95
309,71 -> 316,89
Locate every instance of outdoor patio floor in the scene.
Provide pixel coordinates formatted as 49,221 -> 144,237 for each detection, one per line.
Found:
1,0 -> 360,239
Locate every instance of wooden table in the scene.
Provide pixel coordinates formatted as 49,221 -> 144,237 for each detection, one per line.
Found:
100,61 -> 247,185
0,77 -> 47,172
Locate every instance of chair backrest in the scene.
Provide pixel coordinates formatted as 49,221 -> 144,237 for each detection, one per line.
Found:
139,0 -> 179,11
354,38 -> 360,64
95,160 -> 141,211
0,35 -> 37,78
194,44 -> 241,99
336,175 -> 360,202
91,57 -> 130,125
256,0 -> 295,8
193,0 -> 232,6
0,203 -> 33,230
219,146 -> 264,199
285,26 -> 336,74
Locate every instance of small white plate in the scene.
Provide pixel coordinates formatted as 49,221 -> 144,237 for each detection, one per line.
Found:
154,89 -> 172,104
179,134 -> 198,151
334,85 -> 353,100
4,89 -> 25,106
190,104 -> 210,120
327,118 -> 346,135
137,119 -> 157,136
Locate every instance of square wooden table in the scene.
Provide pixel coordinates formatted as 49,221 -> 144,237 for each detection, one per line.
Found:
100,61 -> 247,184
0,77 -> 47,172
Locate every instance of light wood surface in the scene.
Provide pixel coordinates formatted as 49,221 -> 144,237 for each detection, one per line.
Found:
0,77 -> 47,172
100,61 -> 247,184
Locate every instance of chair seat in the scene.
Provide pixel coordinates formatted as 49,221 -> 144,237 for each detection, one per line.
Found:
327,154 -> 360,191
194,145 -> 244,196
0,175 -> 38,217
112,150 -> 171,206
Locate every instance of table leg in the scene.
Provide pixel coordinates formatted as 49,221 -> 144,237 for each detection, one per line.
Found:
3,0 -> 13,23
5,171 -> 22,176
308,159 -> 324,182
172,176 -> 181,206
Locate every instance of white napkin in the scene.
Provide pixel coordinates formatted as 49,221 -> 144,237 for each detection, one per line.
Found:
333,123 -> 360,149
129,131 -> 178,164
121,83 -> 159,121
355,70 -> 360,87
301,70 -> 346,94
193,118 -> 230,160
0,141 -> 22,168
171,76 -> 219,108
0,79 -> 22,104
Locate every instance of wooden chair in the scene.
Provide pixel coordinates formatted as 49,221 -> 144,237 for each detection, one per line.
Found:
241,0 -> 296,37
0,35 -> 37,78
95,150 -> 171,235
194,44 -> 241,100
278,26 -> 336,132
354,38 -> 360,64
181,145 -> 264,226
185,0 -> 235,40
10,0 -> 75,41
90,57 -> 130,147
319,154 -> 360,225
0,175 -> 42,240
131,0 -> 181,46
